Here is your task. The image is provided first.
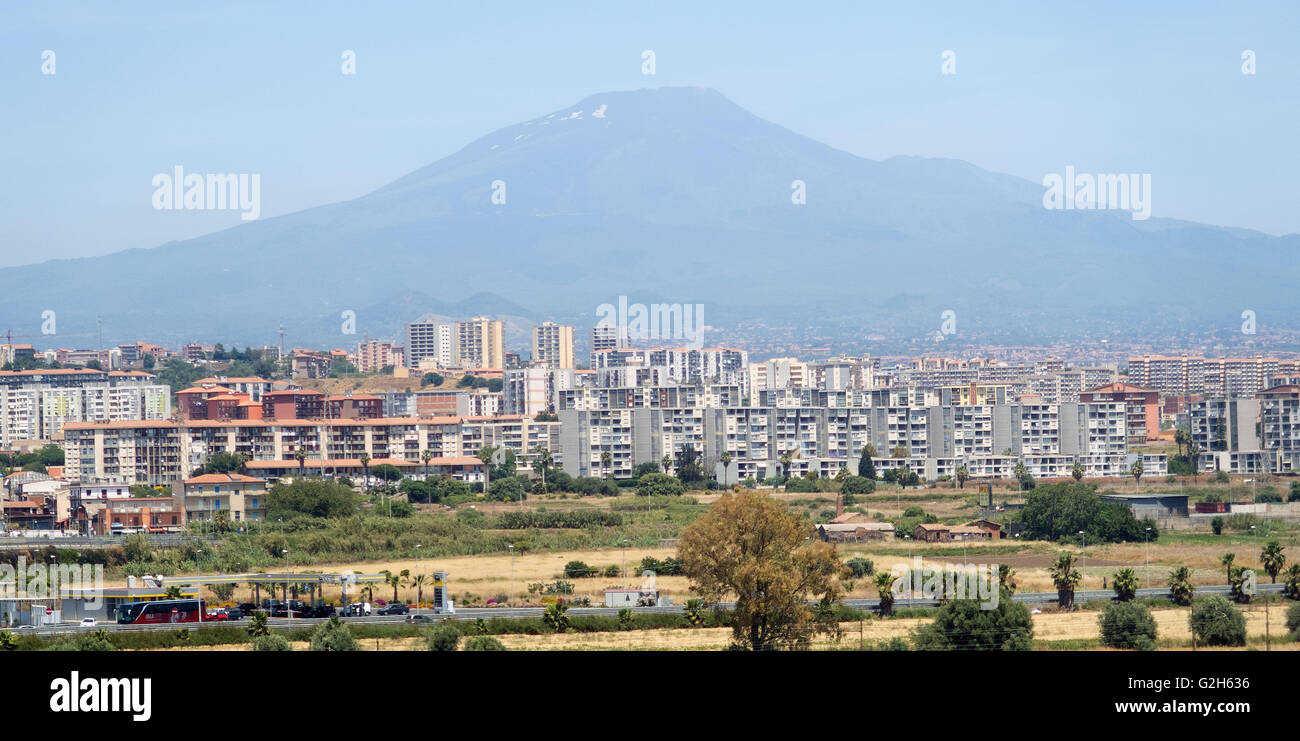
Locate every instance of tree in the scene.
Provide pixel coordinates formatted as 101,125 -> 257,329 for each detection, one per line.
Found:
1220,552 -> 1235,584
409,574 -> 429,607
477,445 -> 498,493
661,454 -> 673,474
600,450 -> 613,479
202,451 -> 248,475
1099,601 -> 1157,650
719,451 -> 733,487
294,446 -> 307,477
1284,563 -> 1300,601
955,464 -> 969,489
1168,566 -> 1195,606
1189,595 -> 1246,647
998,564 -> 1017,597
266,478 -> 361,519
543,601 -> 570,633
247,611 -> 271,638
1112,568 -> 1139,602
1228,565 -> 1253,604
913,599 -> 1034,651
679,490 -> 844,650
358,452 -> 371,494
1050,552 -> 1081,610
1261,541 -> 1286,583
840,476 -> 875,496
0,631 -> 16,651
1187,442 -> 1201,481
637,473 -> 684,497
674,444 -> 706,484
778,450 -> 794,479
309,616 -> 358,651
873,571 -> 898,617
426,624 -> 461,651
1174,426 -> 1188,458
487,476 -> 527,503
1130,458 -> 1144,484
858,447 -> 876,480
208,582 -> 237,604
421,449 -> 432,479
1070,461 -> 1085,482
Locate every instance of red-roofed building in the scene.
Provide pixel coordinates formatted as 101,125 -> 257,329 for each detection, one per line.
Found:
262,389 -> 326,420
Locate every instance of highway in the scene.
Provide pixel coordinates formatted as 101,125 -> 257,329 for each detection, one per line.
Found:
16,582 -> 1286,638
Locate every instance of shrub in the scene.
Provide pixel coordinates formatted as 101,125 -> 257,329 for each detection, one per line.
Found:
426,624 -> 461,651
309,616 -> 358,651
840,475 -> 876,495
912,599 -> 1033,651
462,636 -> 506,651
846,557 -> 875,579
1099,601 -> 1157,650
252,634 -> 292,651
603,565 -> 621,578
562,560 -> 597,578
636,473 -> 685,497
1285,602 -> 1300,636
1189,596 -> 1247,647
1211,516 -> 1224,535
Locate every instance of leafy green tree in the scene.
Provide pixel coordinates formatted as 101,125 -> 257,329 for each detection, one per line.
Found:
636,473 -> 685,497
845,557 -> 875,579
674,444 -> 706,484
208,582 -> 237,603
1099,601 -> 1157,650
1261,541 -> 1286,583
487,476 -> 527,502
426,624 -> 461,651
1050,552 -> 1081,610
998,564 -> 1017,597
266,478 -> 361,519
1168,566 -> 1195,606
201,451 -> 248,474
1112,568 -> 1139,602
683,599 -> 707,627
1189,595 -> 1246,647
1070,461 -> 1085,482
858,447 -> 876,480
912,599 -> 1034,651
840,475 -> 876,495
309,616 -> 358,651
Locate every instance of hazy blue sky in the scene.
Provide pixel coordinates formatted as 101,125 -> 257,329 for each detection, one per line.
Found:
3,1 -> 1296,267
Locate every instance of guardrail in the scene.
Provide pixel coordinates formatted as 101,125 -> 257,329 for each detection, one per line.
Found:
0,534 -> 217,550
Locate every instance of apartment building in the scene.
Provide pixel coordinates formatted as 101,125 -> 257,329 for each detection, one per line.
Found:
454,317 -> 504,370
178,473 -> 269,524
0,369 -> 170,447
1258,385 -> 1300,473
354,340 -> 406,374
748,358 -> 810,395
404,318 -> 455,368
532,322 -> 575,369
589,323 -> 629,368
63,415 -> 561,486
1079,383 -> 1160,445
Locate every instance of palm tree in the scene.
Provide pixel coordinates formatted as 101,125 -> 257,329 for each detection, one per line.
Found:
998,564 -> 1017,596
1050,552 -> 1081,610
410,574 -> 429,608
532,445 -> 553,492
0,631 -> 16,651
543,601 -> 570,633
1282,563 -> 1300,600
247,611 -> 270,638
719,451 -> 733,487
421,449 -> 432,479
955,464 -> 969,489
1260,540 -> 1286,583
1112,567 -> 1139,601
1229,565 -> 1252,604
873,571 -> 898,617
779,450 -> 794,479
1130,458 -> 1144,484
381,570 -> 402,603
295,445 -> 307,477
600,450 -> 613,480
1167,566 -> 1195,606
359,452 -> 371,494
1070,461 -> 1085,482
1187,442 -> 1201,482
1220,552 -> 1235,584
661,454 -> 672,474
477,445 -> 497,494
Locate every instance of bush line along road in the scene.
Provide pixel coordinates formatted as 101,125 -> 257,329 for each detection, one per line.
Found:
19,582 -> 1281,637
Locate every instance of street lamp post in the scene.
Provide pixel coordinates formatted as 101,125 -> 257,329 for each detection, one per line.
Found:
507,544 -> 515,607
1078,530 -> 1087,589
1144,527 -> 1152,590
620,539 -> 629,584
415,544 -> 422,609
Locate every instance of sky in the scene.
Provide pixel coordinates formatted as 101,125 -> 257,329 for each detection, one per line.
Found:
2,1 -> 1297,268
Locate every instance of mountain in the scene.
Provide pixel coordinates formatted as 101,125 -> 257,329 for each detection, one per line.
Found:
4,86 -> 1296,349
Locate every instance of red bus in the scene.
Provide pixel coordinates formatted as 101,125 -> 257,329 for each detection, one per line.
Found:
116,599 -> 205,624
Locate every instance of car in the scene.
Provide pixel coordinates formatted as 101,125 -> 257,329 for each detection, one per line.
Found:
406,614 -> 432,624
205,609 -> 229,621
340,602 -> 372,617
377,603 -> 409,615
224,607 -> 244,620
237,602 -> 259,616
78,618 -> 97,628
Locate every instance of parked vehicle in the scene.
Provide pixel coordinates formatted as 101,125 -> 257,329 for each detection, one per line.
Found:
205,609 -> 229,621
79,618 -> 97,628
225,606 -> 244,620
378,602 -> 409,615
339,602 -> 371,617
405,614 -> 432,624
